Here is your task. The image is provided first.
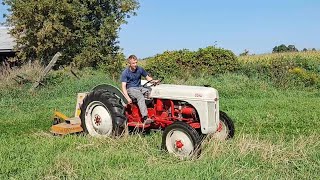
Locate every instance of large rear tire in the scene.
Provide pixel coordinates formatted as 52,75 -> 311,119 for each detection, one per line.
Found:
162,121 -> 201,158
80,90 -> 126,137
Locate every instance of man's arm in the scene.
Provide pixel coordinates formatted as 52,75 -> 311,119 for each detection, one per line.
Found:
141,68 -> 159,84
121,82 -> 132,104
141,67 -> 153,81
146,75 -> 153,81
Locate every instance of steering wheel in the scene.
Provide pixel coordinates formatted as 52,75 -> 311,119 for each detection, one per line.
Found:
142,77 -> 164,88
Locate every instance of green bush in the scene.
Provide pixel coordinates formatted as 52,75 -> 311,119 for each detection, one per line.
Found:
289,67 -> 320,87
145,46 -> 238,79
194,46 -> 239,74
98,53 -> 127,81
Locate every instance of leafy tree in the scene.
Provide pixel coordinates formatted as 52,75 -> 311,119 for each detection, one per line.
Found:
3,0 -> 139,71
312,48 -> 317,51
273,44 -> 288,53
302,48 -> 308,52
287,45 -> 298,52
273,44 -> 298,53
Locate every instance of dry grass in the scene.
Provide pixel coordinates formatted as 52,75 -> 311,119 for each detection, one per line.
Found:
202,133 -> 319,165
44,156 -> 78,179
0,61 -> 43,88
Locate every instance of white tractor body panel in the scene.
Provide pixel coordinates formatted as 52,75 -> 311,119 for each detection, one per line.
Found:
148,83 -> 220,134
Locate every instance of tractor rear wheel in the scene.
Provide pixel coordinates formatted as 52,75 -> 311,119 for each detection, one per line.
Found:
162,121 -> 201,158
211,111 -> 235,140
80,90 -> 126,137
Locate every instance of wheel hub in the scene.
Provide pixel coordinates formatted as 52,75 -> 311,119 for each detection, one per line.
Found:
212,120 -> 229,140
217,121 -> 223,132
94,114 -> 102,126
166,130 -> 194,157
175,140 -> 184,149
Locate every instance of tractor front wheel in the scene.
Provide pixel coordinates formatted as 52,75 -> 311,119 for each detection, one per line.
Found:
211,111 -> 235,140
162,121 -> 201,158
80,90 -> 126,137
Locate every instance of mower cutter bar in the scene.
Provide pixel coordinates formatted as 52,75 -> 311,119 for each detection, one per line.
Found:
51,111 -> 83,135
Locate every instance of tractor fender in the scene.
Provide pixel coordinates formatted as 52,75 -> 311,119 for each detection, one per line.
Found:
92,84 -> 128,105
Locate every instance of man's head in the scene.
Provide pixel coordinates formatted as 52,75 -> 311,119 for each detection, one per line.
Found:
127,55 -> 138,71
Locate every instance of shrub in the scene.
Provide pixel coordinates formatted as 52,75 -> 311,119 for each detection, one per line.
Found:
145,46 -> 238,79
289,67 -> 320,87
98,53 -> 127,81
194,46 -> 239,74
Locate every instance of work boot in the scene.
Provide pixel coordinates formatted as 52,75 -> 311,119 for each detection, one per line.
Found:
142,116 -> 154,125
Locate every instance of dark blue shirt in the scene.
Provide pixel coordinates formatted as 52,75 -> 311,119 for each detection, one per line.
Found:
121,66 -> 148,89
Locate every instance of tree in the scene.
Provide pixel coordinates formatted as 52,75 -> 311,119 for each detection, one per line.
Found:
302,48 -> 308,52
312,48 -> 317,51
272,44 -> 298,53
273,44 -> 287,53
239,49 -> 249,56
3,0 -> 139,70
287,45 -> 298,52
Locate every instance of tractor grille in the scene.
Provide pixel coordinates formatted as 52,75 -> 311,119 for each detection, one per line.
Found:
208,101 -> 219,132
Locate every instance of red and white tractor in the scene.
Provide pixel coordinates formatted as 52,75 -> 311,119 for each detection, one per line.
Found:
51,79 -> 235,158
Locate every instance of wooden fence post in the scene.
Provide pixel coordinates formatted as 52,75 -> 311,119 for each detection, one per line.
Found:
30,52 -> 62,91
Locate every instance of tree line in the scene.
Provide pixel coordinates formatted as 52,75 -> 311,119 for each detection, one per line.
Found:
272,44 -> 316,53
240,44 -> 317,56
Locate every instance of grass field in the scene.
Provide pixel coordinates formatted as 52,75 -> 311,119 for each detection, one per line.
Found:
1,60 -> 320,179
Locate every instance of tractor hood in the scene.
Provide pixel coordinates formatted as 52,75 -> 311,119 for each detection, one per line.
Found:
150,84 -> 219,102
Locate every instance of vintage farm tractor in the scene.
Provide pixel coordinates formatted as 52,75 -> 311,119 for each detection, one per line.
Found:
51,79 -> 235,158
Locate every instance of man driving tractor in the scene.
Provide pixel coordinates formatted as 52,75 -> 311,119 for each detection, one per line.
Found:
51,55 -> 234,158
121,55 -> 159,124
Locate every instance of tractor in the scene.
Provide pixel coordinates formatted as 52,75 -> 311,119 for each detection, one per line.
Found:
51,79 -> 235,158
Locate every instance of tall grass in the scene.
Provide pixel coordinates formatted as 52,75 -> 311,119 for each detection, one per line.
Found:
0,61 -> 44,89
238,51 -> 320,89
239,51 -> 320,63
0,67 -> 319,179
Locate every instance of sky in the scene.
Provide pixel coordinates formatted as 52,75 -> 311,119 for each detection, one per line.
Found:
1,0 -> 320,58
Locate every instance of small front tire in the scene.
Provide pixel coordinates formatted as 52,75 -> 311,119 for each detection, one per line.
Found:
162,121 -> 201,158
211,111 -> 235,140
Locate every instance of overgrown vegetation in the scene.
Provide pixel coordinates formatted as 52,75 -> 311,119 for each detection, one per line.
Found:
144,48 -> 320,89
239,51 -> 320,88
0,61 -> 43,88
1,51 -> 320,179
0,68 -> 319,179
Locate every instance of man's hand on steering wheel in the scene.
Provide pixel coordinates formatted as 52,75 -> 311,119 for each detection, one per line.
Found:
142,77 -> 164,88
151,79 -> 160,85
